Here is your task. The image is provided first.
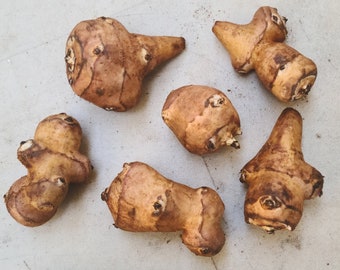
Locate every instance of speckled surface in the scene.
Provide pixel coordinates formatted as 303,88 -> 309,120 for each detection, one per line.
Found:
1,1 -> 339,269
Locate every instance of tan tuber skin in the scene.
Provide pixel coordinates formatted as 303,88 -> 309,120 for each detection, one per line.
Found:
162,85 -> 241,155
212,6 -> 317,102
240,108 -> 324,233
65,17 -> 185,112
101,162 -> 225,256
4,113 -> 92,227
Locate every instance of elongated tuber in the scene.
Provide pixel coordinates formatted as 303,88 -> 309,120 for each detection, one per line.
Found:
212,6 -> 317,102
162,85 -> 241,155
4,113 -> 92,226
101,162 -> 225,256
65,17 -> 185,111
240,108 -> 323,233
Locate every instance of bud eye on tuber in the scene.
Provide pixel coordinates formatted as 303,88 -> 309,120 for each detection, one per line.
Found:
240,108 -> 324,233
4,113 -> 92,227
65,17 -> 185,112
212,6 -> 317,102
101,162 -> 225,256
162,85 -> 241,155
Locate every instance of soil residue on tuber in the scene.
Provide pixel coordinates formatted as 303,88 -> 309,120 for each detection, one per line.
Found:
162,85 -> 241,155
4,113 -> 92,227
65,17 -> 185,111
101,161 -> 225,256
212,6 -> 317,102
240,108 -> 324,233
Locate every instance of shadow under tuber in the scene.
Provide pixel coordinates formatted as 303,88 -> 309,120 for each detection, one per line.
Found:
4,113 -> 92,227
101,161 -> 225,256
65,17 -> 185,112
212,6 -> 317,102
240,108 -> 324,233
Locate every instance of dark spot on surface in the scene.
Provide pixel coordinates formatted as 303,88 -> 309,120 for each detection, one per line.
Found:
274,54 -> 288,66
57,178 -> 66,184
100,190 -> 108,201
96,88 -> 105,96
128,208 -> 136,217
153,202 -> 162,210
93,47 -> 102,55
64,116 -> 74,123
207,140 -> 215,150
200,247 -> 211,255
144,54 -> 152,61
272,15 -> 278,23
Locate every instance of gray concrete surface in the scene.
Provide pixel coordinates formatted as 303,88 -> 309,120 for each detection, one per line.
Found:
1,0 -> 339,269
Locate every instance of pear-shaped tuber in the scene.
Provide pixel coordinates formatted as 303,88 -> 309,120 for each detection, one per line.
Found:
4,113 -> 92,226
162,85 -> 241,155
240,108 -> 324,233
101,162 -> 225,256
65,17 -> 185,111
212,6 -> 317,102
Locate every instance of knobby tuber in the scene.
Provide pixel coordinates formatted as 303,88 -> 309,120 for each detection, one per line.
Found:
65,17 -> 185,111
101,162 -> 225,256
4,113 -> 92,227
162,85 -> 241,155
212,6 -> 317,102
240,108 -> 324,233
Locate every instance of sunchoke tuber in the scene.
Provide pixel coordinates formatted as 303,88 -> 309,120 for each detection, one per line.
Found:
240,108 -> 324,233
4,113 -> 92,227
101,162 -> 225,256
162,85 -> 241,155
65,17 -> 185,111
212,6 -> 317,102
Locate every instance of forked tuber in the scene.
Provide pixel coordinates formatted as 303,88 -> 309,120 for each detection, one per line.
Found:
4,113 -> 92,226
162,85 -> 241,155
65,17 -> 185,111
101,162 -> 225,256
240,108 -> 324,233
212,6 -> 317,102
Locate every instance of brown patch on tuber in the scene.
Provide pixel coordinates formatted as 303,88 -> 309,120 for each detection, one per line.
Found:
162,85 -> 241,155
65,17 -> 185,111
4,113 -> 92,227
101,162 -> 225,256
240,108 -> 324,233
212,6 -> 317,102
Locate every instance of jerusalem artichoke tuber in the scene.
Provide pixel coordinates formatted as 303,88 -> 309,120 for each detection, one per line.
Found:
162,85 -> 241,155
101,162 -> 225,256
65,17 -> 185,111
4,113 -> 92,227
212,6 -> 317,102
240,108 -> 324,233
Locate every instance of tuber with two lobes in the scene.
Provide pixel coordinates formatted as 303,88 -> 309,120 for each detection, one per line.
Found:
101,161 -> 226,256
65,17 -> 185,112
4,113 -> 92,227
212,6 -> 317,102
240,108 -> 324,233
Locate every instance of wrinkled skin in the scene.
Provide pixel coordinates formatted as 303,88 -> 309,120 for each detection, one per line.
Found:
65,17 -> 185,111
162,85 -> 241,155
212,6 -> 317,102
4,113 -> 92,227
101,162 -> 225,256
240,108 -> 324,233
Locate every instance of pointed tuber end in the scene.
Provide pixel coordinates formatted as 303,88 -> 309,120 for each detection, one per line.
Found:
135,35 -> 186,74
